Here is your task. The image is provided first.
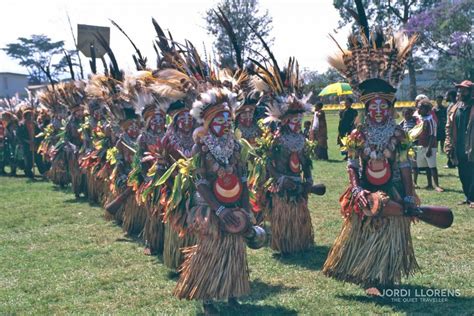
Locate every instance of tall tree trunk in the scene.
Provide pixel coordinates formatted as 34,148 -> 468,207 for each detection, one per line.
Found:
406,52 -> 417,100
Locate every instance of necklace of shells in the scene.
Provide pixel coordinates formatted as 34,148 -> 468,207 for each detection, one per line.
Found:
363,118 -> 398,160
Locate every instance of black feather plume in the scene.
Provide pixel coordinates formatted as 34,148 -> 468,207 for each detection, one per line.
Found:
64,50 -> 75,80
214,7 -> 242,68
89,44 -> 97,74
354,0 -> 369,40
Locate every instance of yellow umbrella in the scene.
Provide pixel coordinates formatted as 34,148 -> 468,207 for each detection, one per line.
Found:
318,82 -> 353,96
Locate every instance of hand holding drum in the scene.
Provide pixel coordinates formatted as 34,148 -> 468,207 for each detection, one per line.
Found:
361,192 -> 453,229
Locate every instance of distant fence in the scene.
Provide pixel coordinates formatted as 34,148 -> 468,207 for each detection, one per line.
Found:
323,101 -> 416,111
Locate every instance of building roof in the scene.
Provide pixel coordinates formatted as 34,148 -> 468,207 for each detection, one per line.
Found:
0,72 -> 29,77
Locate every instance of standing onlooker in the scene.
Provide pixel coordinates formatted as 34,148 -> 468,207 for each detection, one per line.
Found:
445,90 -> 457,168
337,97 -> 358,160
16,109 -> 45,179
399,107 -> 419,186
434,95 -> 447,153
399,107 -> 418,132
310,102 -> 328,160
416,100 -> 443,192
303,120 -> 311,139
445,80 -> 474,207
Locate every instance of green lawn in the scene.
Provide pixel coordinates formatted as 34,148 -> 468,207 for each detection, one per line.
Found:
1,112 -> 473,315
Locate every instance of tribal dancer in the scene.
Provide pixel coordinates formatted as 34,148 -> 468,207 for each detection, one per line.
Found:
0,103 -> 20,176
174,86 -> 251,314
37,89 -> 70,187
57,82 -> 88,197
136,103 -> 167,255
161,92 -> 197,270
251,57 -> 316,255
80,98 -> 107,204
322,1 -> 420,295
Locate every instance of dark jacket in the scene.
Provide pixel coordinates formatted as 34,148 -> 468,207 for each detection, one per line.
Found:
445,100 -> 474,163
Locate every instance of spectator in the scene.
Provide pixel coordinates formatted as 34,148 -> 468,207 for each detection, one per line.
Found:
310,102 -> 328,160
399,107 -> 420,186
445,89 -> 457,168
445,80 -> 474,207
303,120 -> 311,139
337,97 -> 358,160
434,95 -> 447,153
416,100 -> 443,192
415,94 -> 438,124
399,107 -> 418,132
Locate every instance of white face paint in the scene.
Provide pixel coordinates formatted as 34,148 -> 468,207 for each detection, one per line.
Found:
210,111 -> 232,137
287,114 -> 303,133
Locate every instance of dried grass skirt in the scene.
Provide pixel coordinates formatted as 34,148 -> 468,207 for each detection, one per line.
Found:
163,223 -> 196,270
323,215 -> 419,288
143,206 -> 165,254
122,195 -> 147,236
174,233 -> 250,301
48,160 -> 70,186
269,194 -> 314,254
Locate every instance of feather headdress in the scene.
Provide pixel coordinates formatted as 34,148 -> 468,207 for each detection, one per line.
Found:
327,0 -> 417,104
55,81 -> 87,113
37,88 -> 66,115
190,87 -> 238,125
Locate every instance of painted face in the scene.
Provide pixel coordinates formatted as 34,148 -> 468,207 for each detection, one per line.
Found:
210,111 -> 232,137
149,112 -> 165,133
367,98 -> 391,124
177,111 -> 193,133
286,114 -> 303,133
73,109 -> 84,120
92,109 -> 103,121
126,121 -> 140,139
237,108 -> 254,127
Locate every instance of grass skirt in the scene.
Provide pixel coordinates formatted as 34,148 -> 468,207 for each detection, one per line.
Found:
48,160 -> 70,187
86,169 -> 101,204
163,223 -> 196,270
323,214 -> 419,288
269,194 -> 314,254
174,232 -> 250,301
143,206 -> 165,254
122,195 -> 147,236
68,154 -> 86,197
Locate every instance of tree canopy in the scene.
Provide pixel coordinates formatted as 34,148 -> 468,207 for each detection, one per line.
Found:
3,34 -> 72,84
205,0 -> 273,68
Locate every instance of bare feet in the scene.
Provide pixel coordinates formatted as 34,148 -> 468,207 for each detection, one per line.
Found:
434,186 -> 444,192
203,302 -> 219,316
228,297 -> 241,308
469,203 -> 474,209
143,247 -> 152,256
366,287 -> 382,296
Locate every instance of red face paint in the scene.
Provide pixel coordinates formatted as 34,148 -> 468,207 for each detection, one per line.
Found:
210,111 -> 232,137
177,111 -> 193,133
150,112 -> 165,133
127,122 -> 140,139
237,108 -> 254,127
286,114 -> 303,133
367,98 -> 390,124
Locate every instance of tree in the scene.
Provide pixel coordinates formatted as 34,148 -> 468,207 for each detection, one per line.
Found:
205,0 -> 273,68
332,0 -> 439,100
302,68 -> 345,103
405,0 -> 473,84
3,34 -> 72,84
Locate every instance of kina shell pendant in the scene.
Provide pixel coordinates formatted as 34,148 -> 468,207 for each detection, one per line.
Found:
289,152 -> 301,173
365,158 -> 391,186
213,173 -> 242,204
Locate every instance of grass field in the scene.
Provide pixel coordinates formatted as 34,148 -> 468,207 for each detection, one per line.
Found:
1,112 -> 473,315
